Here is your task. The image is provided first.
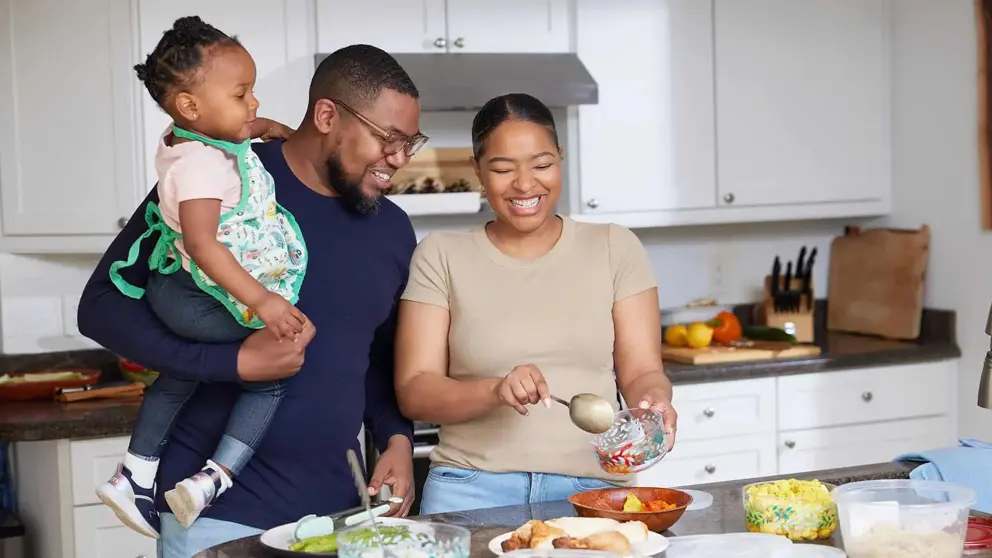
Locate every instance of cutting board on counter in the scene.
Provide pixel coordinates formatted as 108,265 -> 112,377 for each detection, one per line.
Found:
662,342 -> 822,365
826,225 -> 930,340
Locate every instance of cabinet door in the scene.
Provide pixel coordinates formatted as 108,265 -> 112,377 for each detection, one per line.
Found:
714,0 -> 890,207
137,1 -> 314,191
575,0 -> 716,214
445,1 -> 571,53
0,0 -> 139,235
636,434 -> 778,488
315,0 -> 447,53
778,417 -> 951,475
74,505 -> 158,558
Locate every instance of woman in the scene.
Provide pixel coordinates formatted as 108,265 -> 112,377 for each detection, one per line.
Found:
394,93 -> 677,515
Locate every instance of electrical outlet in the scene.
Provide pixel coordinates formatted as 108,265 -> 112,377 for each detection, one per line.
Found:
61,295 -> 80,337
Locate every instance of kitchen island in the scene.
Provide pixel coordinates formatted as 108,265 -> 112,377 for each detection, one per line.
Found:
196,460 -> 989,557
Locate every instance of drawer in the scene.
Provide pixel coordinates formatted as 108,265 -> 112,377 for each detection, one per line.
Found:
70,437 -> 130,507
777,362 -> 953,431
670,377 -> 776,441
635,433 -> 777,488
74,504 -> 157,558
777,416 -> 952,475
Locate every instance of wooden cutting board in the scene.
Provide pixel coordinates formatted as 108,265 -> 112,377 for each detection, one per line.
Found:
662,342 -> 822,365
826,225 -> 930,340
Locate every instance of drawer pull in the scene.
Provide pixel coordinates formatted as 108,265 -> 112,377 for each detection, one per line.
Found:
704,464 -> 716,474
861,391 -> 873,403
703,407 -> 716,418
784,440 -> 796,449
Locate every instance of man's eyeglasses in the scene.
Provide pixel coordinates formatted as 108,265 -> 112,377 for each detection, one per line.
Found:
332,99 -> 429,158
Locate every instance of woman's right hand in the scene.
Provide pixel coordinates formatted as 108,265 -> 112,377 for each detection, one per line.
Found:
495,364 -> 551,415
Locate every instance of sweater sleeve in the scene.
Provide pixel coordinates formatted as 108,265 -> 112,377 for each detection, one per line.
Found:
76,188 -> 242,383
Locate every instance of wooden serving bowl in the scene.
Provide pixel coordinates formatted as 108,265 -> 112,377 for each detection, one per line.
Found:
568,487 -> 693,533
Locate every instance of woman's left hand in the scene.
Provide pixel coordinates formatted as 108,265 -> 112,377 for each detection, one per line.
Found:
638,389 -> 677,451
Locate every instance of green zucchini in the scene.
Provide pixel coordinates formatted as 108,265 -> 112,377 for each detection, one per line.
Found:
742,325 -> 798,344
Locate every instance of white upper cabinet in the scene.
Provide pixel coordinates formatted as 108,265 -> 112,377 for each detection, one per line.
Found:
575,0 -> 716,215
137,1 -> 315,192
315,0 -> 448,53
0,0 -> 140,240
714,0 -> 891,207
315,1 -> 571,54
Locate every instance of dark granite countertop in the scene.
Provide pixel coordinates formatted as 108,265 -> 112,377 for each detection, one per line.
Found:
0,305 -> 959,442
196,461 -> 990,557
664,304 -> 960,384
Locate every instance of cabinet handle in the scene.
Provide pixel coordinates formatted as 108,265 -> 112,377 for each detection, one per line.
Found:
723,193 -> 735,204
861,391 -> 873,403
703,407 -> 715,418
586,199 -> 599,209
453,37 -> 465,48
704,464 -> 716,474
118,217 -> 128,228
433,37 -> 447,49
784,440 -> 796,449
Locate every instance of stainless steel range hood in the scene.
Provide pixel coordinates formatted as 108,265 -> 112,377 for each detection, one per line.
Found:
313,52 -> 599,112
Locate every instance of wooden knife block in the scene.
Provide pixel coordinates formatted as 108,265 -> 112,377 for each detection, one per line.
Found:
754,275 -> 815,343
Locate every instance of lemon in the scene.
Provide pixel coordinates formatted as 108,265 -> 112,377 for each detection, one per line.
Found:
686,323 -> 714,348
664,324 -> 689,347
622,493 -> 645,512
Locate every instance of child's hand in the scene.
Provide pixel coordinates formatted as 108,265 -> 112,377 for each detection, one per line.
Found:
253,118 -> 295,142
254,292 -> 308,340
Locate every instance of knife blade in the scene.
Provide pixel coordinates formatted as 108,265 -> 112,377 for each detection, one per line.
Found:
783,261 -> 793,312
802,248 -> 817,311
796,247 -> 807,282
771,256 -> 782,311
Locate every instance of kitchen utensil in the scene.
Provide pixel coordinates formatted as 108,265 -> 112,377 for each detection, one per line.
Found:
742,481 -> 837,541
591,408 -> 667,475
832,479 -> 975,558
795,246 -> 807,312
827,225 -> 929,339
345,448 -> 389,556
802,247 -> 817,312
783,261 -> 794,312
56,381 -> 144,403
568,486 -> 692,533
292,497 -> 403,542
550,393 -> 614,434
771,257 -> 782,311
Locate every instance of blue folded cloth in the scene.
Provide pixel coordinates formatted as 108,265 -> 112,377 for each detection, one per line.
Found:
894,438 -> 992,513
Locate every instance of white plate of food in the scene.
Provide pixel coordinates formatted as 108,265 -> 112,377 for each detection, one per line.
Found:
260,517 -> 416,556
489,517 -> 669,557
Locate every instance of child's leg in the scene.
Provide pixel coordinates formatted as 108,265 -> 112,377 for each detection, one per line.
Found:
98,269 -> 250,538
166,380 -> 286,527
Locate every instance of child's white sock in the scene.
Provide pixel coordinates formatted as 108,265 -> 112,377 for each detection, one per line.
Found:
122,452 -> 159,490
204,459 -> 233,497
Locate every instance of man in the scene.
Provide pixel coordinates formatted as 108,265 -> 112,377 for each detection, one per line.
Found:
77,44 -> 427,557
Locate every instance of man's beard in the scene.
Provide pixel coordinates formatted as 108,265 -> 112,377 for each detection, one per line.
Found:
326,154 -> 380,215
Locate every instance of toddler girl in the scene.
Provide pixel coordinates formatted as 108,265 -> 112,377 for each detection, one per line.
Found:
95,16 -> 309,538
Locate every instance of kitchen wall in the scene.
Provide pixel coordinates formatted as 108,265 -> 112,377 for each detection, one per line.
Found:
880,0 -> 992,441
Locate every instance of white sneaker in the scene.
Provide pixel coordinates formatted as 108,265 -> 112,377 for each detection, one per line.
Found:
164,462 -> 232,528
95,463 -> 160,538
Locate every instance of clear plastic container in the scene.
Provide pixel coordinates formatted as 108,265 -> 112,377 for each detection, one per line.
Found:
591,408 -> 667,475
832,479 -> 976,558
336,522 -> 471,558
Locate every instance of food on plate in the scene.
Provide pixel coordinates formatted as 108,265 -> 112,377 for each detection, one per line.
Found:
685,322 -> 713,348
291,525 -> 412,554
664,324 -> 688,347
0,371 -> 88,384
621,492 -> 676,513
707,311 -> 743,344
743,479 -> 837,541
500,517 -> 648,555
843,523 -> 965,558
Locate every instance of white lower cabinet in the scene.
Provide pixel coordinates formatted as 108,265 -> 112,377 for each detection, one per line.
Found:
74,505 -> 157,558
635,360 -> 957,488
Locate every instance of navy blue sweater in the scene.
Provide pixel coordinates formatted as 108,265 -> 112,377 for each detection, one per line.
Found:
77,140 -> 416,530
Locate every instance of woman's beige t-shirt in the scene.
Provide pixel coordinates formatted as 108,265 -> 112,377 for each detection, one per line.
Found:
400,216 -> 657,482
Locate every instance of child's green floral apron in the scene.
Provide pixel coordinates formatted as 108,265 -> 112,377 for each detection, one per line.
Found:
109,126 -> 308,329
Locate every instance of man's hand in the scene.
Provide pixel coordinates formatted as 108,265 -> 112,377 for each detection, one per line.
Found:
368,435 -> 414,517
639,388 -> 677,451
236,320 -> 316,382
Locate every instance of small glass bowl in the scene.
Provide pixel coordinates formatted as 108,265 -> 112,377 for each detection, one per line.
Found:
337,522 -> 471,558
591,408 -> 667,475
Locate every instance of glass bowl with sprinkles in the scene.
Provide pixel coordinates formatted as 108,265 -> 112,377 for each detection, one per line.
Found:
337,522 -> 471,558
591,408 -> 667,475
